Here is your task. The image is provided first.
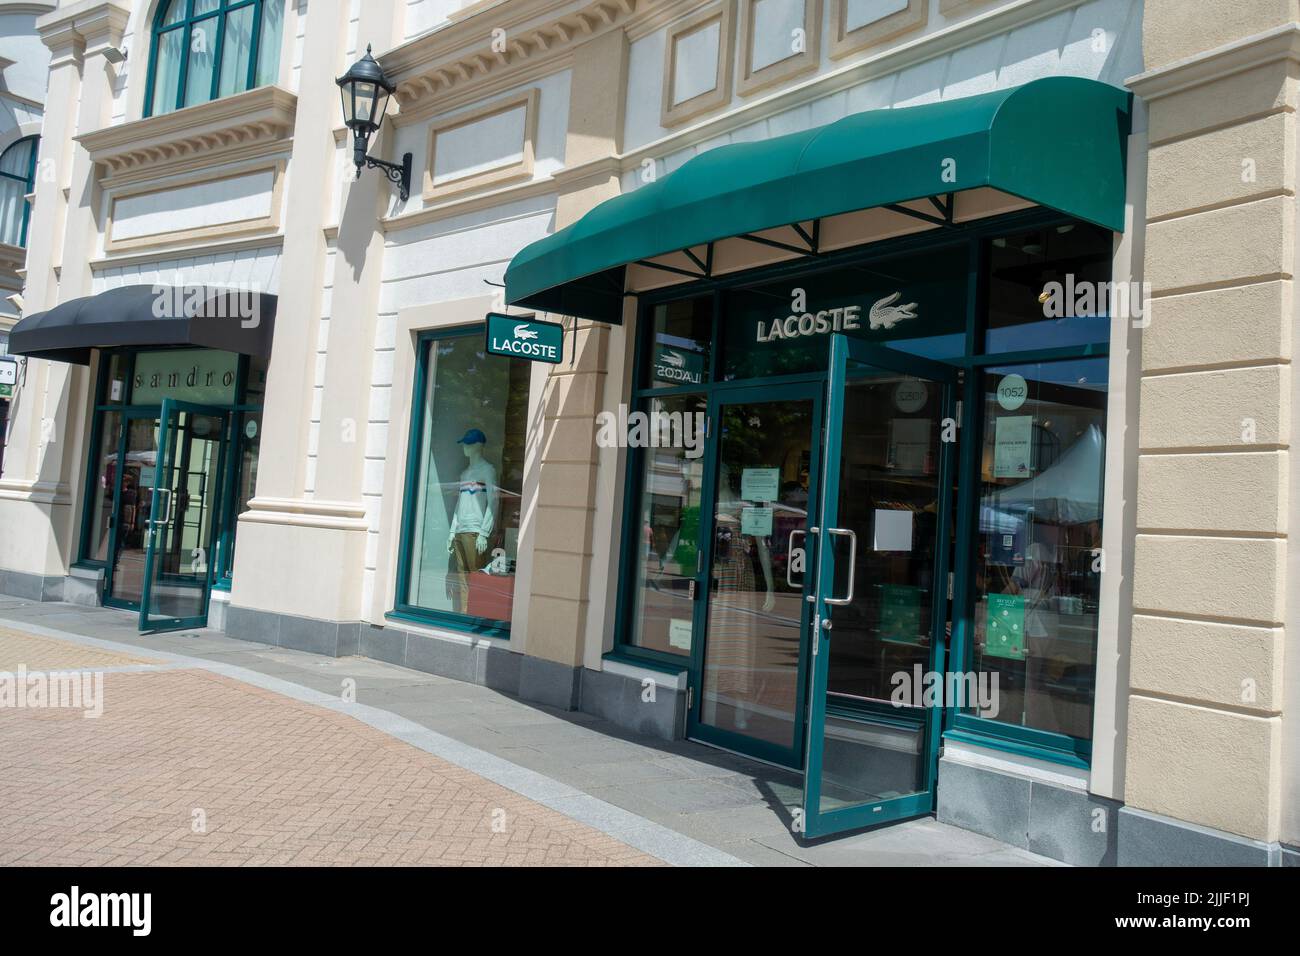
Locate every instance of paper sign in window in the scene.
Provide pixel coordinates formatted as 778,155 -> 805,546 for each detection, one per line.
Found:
993,415 -> 1034,479
873,508 -> 913,551
669,618 -> 693,650
741,506 -> 773,536
740,467 -> 780,502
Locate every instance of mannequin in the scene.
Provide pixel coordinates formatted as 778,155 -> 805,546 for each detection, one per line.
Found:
447,428 -> 498,613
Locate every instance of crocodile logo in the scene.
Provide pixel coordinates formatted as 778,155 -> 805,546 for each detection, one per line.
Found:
868,291 -> 918,330
513,325 -> 539,340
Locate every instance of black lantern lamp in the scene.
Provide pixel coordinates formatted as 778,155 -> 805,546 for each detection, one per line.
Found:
336,45 -> 412,201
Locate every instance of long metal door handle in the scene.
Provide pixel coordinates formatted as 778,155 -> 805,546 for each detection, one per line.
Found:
822,527 -> 857,606
786,528 -> 807,588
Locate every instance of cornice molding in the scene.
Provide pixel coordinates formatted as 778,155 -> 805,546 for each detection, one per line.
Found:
1126,23 -> 1300,101
388,0 -> 638,121
0,3 -> 57,15
0,241 -> 25,274
36,0 -> 129,55
75,85 -> 298,179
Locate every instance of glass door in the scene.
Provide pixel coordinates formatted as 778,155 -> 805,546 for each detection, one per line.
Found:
104,412 -> 163,609
687,382 -> 822,768
139,399 -> 229,632
802,335 -> 958,839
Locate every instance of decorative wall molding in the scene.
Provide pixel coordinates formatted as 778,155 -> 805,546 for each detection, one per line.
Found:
1126,23 -> 1300,103
76,85 -> 297,184
103,159 -> 286,253
423,88 -> 540,201
660,0 -> 735,127
736,0 -> 822,98
828,0 -> 928,61
388,0 -> 640,122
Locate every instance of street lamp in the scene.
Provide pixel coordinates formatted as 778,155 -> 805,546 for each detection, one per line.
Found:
336,44 -> 412,202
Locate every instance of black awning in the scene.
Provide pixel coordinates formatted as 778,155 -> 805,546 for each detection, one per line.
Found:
8,285 -> 278,365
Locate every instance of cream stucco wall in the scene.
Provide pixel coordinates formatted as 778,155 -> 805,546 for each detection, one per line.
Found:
1127,11 -> 1297,844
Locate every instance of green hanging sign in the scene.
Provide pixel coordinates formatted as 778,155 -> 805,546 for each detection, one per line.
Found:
484,312 -> 564,364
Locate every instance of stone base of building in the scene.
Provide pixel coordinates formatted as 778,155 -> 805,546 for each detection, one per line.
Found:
1116,807 -> 1285,866
220,606 -> 685,741
935,757 -> 1290,866
935,757 -> 1120,865
0,568 -> 66,603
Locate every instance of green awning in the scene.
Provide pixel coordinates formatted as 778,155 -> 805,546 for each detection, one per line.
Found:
505,76 -> 1131,322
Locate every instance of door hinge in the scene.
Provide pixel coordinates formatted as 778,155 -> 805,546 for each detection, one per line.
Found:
685,684 -> 694,711
705,415 -> 712,439
688,579 -> 696,601
947,571 -> 954,600
955,400 -> 963,424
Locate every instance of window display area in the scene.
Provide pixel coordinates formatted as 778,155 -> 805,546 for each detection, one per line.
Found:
397,328 -> 529,634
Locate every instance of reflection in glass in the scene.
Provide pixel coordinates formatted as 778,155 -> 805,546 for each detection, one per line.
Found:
985,222 -> 1114,352
816,366 -> 947,811
701,398 -> 814,748
644,296 -> 712,389
222,410 -> 261,582
88,412 -> 124,562
627,393 -> 707,655
109,417 -> 161,606
144,409 -> 224,622
971,359 -> 1107,740
405,334 -> 529,626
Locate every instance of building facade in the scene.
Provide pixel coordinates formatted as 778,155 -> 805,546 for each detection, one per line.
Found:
0,0 -> 1296,863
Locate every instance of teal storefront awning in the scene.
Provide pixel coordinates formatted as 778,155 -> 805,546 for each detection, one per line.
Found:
505,76 -> 1131,322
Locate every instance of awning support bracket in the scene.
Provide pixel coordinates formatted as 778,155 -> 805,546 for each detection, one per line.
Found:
735,220 -> 819,257
635,241 -> 714,282
885,193 -> 956,229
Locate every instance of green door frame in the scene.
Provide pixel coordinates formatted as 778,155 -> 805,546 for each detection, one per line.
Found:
683,379 -> 825,768
138,398 -> 230,633
801,334 -> 959,839
101,406 -> 168,611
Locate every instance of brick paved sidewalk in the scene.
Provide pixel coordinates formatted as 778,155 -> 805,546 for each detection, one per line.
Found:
0,634 -> 658,867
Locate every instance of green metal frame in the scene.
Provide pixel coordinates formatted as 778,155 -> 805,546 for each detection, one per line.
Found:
801,335 -> 958,838
613,206 -> 1113,774
0,135 -> 38,247
681,379 -> 824,769
76,347 -> 261,616
390,325 -> 512,639
144,0 -> 274,118
138,398 -> 230,632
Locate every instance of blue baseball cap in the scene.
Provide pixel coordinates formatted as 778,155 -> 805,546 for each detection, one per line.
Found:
457,428 -> 487,445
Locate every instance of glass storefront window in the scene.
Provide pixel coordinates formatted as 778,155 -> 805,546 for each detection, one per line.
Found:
86,411 -> 124,562
625,393 -> 708,655
969,358 -> 1108,741
221,410 -> 261,583
644,296 -> 712,389
401,330 -> 529,629
985,222 -> 1113,353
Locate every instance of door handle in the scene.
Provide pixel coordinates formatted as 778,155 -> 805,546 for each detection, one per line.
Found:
822,527 -> 857,606
786,528 -> 807,588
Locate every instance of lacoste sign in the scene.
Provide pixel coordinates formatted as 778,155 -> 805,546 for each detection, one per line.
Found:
652,346 -> 705,384
755,292 -> 919,343
485,312 -> 563,364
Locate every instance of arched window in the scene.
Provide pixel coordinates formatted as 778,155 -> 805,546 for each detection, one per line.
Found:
147,0 -> 285,116
0,136 -> 38,248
